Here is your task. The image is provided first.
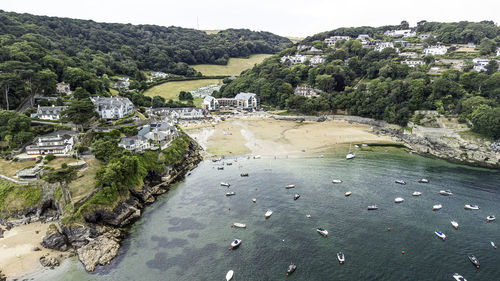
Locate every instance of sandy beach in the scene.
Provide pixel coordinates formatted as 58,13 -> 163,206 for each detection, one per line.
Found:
185,117 -> 396,157
0,222 -> 60,278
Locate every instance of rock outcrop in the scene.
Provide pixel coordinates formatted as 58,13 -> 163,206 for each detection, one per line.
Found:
41,224 -> 68,251
76,230 -> 121,271
39,254 -> 60,267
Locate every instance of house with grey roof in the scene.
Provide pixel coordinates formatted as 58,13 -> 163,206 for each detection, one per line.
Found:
118,135 -> 150,152
146,107 -> 206,120
31,105 -> 67,120
201,96 -> 219,111
90,96 -> 135,119
25,130 -> 77,155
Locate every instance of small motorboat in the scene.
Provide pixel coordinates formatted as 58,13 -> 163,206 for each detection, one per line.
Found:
286,264 -> 296,276
252,198 -> 256,203
221,182 -> 231,187
362,144 -> 368,147
453,273 -> 467,281
226,162 -> 233,166
464,204 -> 480,210
294,194 -> 300,200
432,204 -> 442,211
316,228 -> 328,237
332,179 -> 343,184
412,191 -> 422,196
217,167 -> 224,170
439,190 -> 453,196
468,255 -> 480,268
435,231 -> 446,240
253,155 -> 261,159
225,192 -> 235,196
240,173 -> 249,177
344,191 -> 352,197
337,252 -> 345,264
306,214 -> 311,218
346,152 -> 355,160
285,184 -> 295,189
491,241 -> 497,249
487,215 -> 496,222
354,144 -> 360,148
394,197 -> 404,203
232,223 -> 246,228
230,239 -> 242,249
226,270 -> 234,281
367,205 -> 378,210
418,178 -> 429,183
451,220 -> 459,229
395,180 -> 406,185
265,210 -> 273,218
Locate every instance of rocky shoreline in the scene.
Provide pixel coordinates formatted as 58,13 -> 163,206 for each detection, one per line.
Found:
39,137 -> 203,272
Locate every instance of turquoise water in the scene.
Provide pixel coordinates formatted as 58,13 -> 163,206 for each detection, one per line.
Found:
31,149 -> 500,280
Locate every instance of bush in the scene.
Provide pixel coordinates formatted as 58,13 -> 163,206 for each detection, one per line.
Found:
45,154 -> 56,162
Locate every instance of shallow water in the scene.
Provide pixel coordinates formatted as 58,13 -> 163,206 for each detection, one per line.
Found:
31,148 -> 500,280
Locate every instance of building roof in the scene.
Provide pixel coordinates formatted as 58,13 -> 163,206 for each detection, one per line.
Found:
234,93 -> 257,100
90,96 -> 133,109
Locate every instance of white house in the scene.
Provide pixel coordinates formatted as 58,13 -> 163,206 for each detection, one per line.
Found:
357,34 -> 371,44
399,52 -> 420,58
31,105 -> 67,120
297,45 -> 311,50
26,131 -> 76,155
90,96 -> 135,119
325,36 -> 351,47
118,135 -> 150,152
496,48 -> 500,57
217,93 -> 260,110
472,58 -> 492,72
401,60 -> 425,67
309,56 -> 325,66
280,54 -> 308,65
114,77 -> 130,91
150,71 -> 168,79
375,42 -> 395,52
201,96 -> 220,111
56,82 -> 72,95
146,107 -> 206,120
418,33 -> 436,39
385,29 -> 416,38
423,46 -> 448,56
294,87 -> 320,98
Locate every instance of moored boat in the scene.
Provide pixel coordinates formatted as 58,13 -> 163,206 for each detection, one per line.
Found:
395,180 -> 406,185
232,223 -> 246,228
468,255 -> 480,268
240,173 -> 249,177
265,210 -> 273,218
221,182 -> 231,187
286,264 -> 297,276
464,204 -> 480,210
230,239 -> 242,249
367,205 -> 378,210
226,162 -> 232,166
439,190 -> 453,196
394,197 -> 404,203
453,273 -> 467,281
294,194 -> 300,200
285,184 -> 295,189
451,220 -> 459,229
306,214 -> 311,218
418,178 -> 429,183
344,191 -> 352,197
316,228 -> 328,237
332,179 -> 343,184
435,231 -> 446,240
252,198 -> 256,203
226,270 -> 234,281
217,166 -> 224,170
491,241 -> 497,249
486,215 -> 496,222
432,204 -> 442,211
253,155 -> 261,159
412,191 -> 422,196
346,152 -> 355,160
337,252 -> 345,264
225,192 -> 235,196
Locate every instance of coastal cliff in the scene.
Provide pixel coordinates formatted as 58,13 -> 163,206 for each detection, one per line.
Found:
44,137 -> 203,271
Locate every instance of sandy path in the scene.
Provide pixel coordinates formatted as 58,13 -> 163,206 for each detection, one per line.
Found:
0,222 -> 58,278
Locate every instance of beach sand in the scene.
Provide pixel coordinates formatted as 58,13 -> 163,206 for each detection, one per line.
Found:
0,222 -> 59,278
185,117 -> 396,157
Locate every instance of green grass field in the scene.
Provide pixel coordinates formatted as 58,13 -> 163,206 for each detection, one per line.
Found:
192,54 -> 272,76
143,79 -> 222,103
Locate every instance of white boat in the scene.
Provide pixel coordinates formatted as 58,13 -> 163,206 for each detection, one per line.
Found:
486,215 -> 496,222
346,143 -> 355,159
225,192 -> 235,196
332,179 -> 343,184
395,180 -> 406,185
418,178 -> 429,183
294,194 -> 300,200
226,270 -> 234,281
230,239 -> 242,249
432,204 -> 442,211
362,144 -> 368,147
252,198 -> 256,203
453,273 -> 467,281
394,197 -> 404,203
316,228 -> 328,236
337,252 -> 345,264
464,204 -> 480,210
285,184 -> 295,189
439,190 -> 453,196
306,214 -> 311,218
265,210 -> 273,218
253,155 -> 261,159
221,182 -> 231,187
344,191 -> 352,197
491,241 -> 497,249
412,191 -> 422,196
367,205 -> 378,210
354,144 -> 360,148
435,231 -> 446,240
232,223 -> 246,228
451,221 -> 459,229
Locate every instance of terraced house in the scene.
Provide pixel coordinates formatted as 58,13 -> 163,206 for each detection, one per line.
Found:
90,96 -> 135,119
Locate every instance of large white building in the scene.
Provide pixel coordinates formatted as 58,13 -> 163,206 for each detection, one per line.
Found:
294,87 -> 320,98
217,93 -> 260,110
146,107 -> 206,120
31,105 -> 67,120
324,36 -> 351,47
201,96 -> 219,111
374,42 -> 396,52
401,60 -> 425,67
384,29 -> 416,38
280,54 -> 308,65
90,96 -> 135,119
119,121 -> 177,151
423,46 -> 448,56
26,131 -> 76,156
309,55 -> 325,66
